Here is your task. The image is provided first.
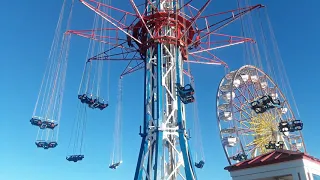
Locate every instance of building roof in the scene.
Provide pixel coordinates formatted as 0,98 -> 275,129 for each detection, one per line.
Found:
224,149 -> 320,172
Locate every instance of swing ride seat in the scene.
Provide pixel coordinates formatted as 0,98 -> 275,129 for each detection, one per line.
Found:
78,94 -> 88,103
98,102 -> 108,110
87,97 -> 95,106
250,100 -> 266,114
35,141 -> 47,148
48,141 -> 58,148
35,141 -> 57,149
261,95 -> 272,106
252,105 -> 267,114
292,120 -> 303,131
265,141 -> 277,150
278,120 -> 303,133
262,95 -> 281,108
195,160 -> 205,169
90,99 -> 100,109
176,83 -> 195,98
251,95 -> 281,114
88,98 -> 108,110
278,121 -> 290,132
277,141 -> 284,149
180,95 -> 195,104
42,121 -> 58,130
30,118 -> 42,127
109,161 -> 122,169
66,155 -> 84,162
232,153 -> 248,162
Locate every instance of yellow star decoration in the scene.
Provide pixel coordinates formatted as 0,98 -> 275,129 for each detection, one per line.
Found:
244,112 -> 279,155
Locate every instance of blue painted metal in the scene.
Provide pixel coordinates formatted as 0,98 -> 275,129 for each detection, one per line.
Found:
153,0 -> 163,177
134,47 -> 153,180
134,65 -> 148,179
153,42 -> 163,179
134,1 -> 154,178
134,1 -> 198,179
175,48 -> 197,180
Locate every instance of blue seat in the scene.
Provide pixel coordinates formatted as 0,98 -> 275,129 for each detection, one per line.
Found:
180,95 -> 195,104
48,142 -> 58,148
251,95 -> 281,114
35,141 -> 47,148
66,155 -> 84,162
30,118 -> 42,127
279,120 -> 303,133
265,141 -> 277,149
109,161 -> 122,169
233,153 -> 248,162
43,121 -> 58,129
177,83 -> 194,98
195,160 -> 205,168
292,120 -> 303,131
98,102 -> 108,110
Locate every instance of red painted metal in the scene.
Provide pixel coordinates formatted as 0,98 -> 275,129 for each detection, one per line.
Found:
73,0 -> 263,76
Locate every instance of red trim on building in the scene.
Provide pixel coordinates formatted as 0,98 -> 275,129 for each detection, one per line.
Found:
225,150 -> 320,172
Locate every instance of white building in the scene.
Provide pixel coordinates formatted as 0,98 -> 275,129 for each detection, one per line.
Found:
225,150 -> 320,180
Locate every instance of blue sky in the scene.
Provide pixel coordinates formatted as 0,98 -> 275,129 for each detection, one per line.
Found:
0,0 -> 320,180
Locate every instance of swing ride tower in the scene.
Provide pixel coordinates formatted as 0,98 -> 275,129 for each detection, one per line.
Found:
133,1 -> 197,179
129,1 -> 260,179
31,0 -> 266,179
126,0 -> 259,178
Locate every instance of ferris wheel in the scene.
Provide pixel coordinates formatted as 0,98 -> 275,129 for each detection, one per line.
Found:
216,65 -> 306,165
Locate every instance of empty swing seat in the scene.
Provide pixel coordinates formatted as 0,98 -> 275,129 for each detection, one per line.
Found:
35,141 -> 57,149
109,161 -> 122,169
48,141 -> 58,148
66,155 -> 84,162
176,83 -> 195,98
175,83 -> 196,104
35,141 -> 48,148
195,160 -> 205,169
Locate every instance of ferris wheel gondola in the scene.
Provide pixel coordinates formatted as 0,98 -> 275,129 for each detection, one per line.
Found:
216,65 -> 306,165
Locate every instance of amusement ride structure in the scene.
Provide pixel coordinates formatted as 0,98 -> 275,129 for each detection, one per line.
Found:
29,0 -> 305,179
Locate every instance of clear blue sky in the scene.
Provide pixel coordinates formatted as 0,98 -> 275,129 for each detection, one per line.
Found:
0,1 -> 319,180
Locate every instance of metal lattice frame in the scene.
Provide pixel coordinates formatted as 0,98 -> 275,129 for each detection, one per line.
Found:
134,2 -> 196,179
216,65 -> 306,165
62,0 -> 264,179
